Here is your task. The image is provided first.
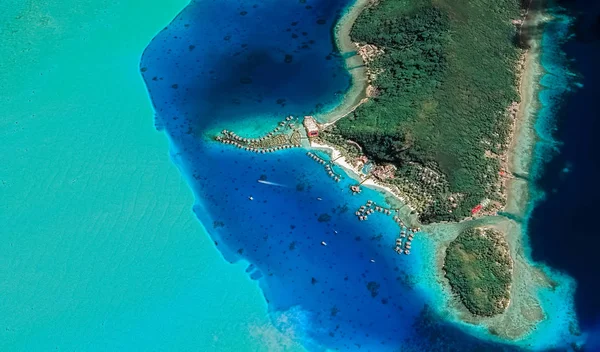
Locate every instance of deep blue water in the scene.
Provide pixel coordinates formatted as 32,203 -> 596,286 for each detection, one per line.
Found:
527,0 -> 600,349
140,0 -> 592,350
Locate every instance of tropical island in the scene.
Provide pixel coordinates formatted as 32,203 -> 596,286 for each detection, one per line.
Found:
443,227 -> 513,316
318,0 -> 526,224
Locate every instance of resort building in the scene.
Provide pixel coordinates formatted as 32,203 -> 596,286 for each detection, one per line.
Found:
303,116 -> 319,137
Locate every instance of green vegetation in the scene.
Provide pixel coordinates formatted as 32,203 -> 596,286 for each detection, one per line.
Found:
335,0 -> 523,222
443,228 -> 512,316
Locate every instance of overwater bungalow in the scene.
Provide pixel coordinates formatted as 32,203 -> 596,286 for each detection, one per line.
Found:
404,249 -> 410,255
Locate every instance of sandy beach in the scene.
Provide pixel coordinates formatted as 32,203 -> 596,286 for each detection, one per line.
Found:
310,141 -> 421,223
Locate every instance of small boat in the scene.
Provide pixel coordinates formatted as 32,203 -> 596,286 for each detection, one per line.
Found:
248,196 -> 254,200
317,197 -> 322,201
334,230 -> 338,234
321,241 -> 327,246
370,259 -> 375,263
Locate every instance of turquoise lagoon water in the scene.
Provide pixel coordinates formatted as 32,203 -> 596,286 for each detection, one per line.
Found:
0,0 -> 303,350
140,0 -> 585,350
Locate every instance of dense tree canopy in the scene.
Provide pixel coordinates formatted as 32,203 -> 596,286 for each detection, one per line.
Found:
335,0 -> 523,222
444,228 -> 512,316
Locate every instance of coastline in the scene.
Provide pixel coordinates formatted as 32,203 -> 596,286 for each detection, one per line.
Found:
314,0 -> 371,126
504,1 -> 545,218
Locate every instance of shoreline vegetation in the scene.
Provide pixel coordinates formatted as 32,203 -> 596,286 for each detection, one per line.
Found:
310,0 -> 573,341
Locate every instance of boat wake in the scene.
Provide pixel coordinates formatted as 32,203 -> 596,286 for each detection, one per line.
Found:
257,180 -> 288,188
